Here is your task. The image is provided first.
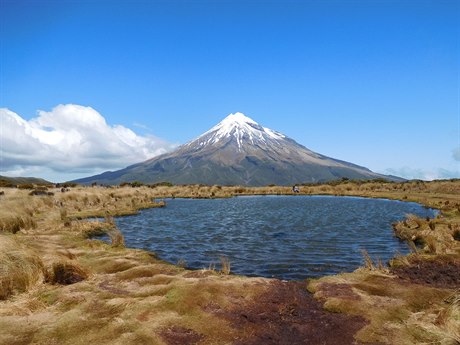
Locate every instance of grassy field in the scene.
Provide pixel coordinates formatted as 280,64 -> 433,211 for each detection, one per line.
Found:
0,180 -> 459,344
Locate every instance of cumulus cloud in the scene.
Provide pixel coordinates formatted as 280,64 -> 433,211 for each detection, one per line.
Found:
0,104 -> 176,181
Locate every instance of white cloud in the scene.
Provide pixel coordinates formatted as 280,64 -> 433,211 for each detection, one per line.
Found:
453,147 -> 460,161
384,167 -> 459,181
0,104 -> 176,182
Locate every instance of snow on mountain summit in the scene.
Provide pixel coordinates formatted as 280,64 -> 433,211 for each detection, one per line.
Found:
74,111 -> 397,186
221,112 -> 257,125
194,112 -> 285,150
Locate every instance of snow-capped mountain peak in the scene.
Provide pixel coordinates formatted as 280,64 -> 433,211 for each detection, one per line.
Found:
194,112 -> 285,150
222,112 -> 257,125
205,112 -> 260,136
75,111 -> 397,186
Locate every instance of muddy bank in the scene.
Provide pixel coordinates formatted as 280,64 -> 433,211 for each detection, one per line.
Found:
391,256 -> 460,289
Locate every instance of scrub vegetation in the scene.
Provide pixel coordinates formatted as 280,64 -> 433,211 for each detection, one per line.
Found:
0,179 -> 459,344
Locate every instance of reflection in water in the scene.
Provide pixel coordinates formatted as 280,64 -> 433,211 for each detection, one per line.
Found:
115,195 -> 436,280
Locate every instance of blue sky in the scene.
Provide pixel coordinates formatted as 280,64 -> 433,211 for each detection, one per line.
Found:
1,0 -> 459,182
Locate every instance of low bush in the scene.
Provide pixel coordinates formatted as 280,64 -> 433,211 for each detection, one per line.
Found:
17,184 -> 34,190
0,179 -> 15,188
56,182 -> 79,188
29,189 -> 54,196
149,181 -> 173,188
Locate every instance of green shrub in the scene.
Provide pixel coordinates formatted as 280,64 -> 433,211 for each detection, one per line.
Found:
17,184 -> 34,189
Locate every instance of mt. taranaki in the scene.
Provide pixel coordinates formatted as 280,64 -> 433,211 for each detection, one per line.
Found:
75,113 -> 396,186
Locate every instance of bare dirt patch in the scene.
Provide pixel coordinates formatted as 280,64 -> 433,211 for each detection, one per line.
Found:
182,270 -> 216,278
391,256 -> 460,289
160,325 -> 204,345
48,262 -> 88,285
98,280 -> 130,295
316,282 -> 362,301
209,280 -> 371,345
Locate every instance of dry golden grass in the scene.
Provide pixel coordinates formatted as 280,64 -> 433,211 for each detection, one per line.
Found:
0,189 -> 41,233
107,227 -> 125,247
0,180 -> 459,344
0,235 -> 45,300
393,213 -> 459,254
309,270 -> 459,345
361,249 -> 375,270
219,256 -> 231,275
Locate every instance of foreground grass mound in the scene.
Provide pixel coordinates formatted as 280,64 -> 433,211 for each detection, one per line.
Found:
0,235 -> 45,300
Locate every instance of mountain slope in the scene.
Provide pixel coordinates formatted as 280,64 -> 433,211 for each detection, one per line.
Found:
74,113 -> 397,186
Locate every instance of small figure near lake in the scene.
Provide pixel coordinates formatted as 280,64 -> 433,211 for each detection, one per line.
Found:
292,185 -> 300,193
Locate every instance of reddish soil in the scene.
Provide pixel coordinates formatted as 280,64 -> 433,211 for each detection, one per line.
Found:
160,326 -> 204,345
98,280 -> 130,295
316,283 -> 362,301
50,262 -> 88,285
391,256 -> 460,289
209,280 -> 372,345
182,270 -> 217,278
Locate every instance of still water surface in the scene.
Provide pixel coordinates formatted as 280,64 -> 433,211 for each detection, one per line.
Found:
114,196 -> 436,280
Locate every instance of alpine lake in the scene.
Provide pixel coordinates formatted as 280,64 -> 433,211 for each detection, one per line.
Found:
103,195 -> 437,280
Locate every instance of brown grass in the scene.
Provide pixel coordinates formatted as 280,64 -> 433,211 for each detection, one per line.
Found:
0,235 -> 45,299
47,261 -> 89,285
0,180 -> 459,344
0,215 -> 36,233
220,256 -> 231,275
361,249 -> 374,270
107,227 -> 125,247
309,270 -> 459,344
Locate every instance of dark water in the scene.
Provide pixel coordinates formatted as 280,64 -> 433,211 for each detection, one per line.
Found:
114,196 -> 436,280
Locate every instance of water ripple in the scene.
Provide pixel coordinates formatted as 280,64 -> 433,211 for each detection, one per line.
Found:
115,195 -> 436,280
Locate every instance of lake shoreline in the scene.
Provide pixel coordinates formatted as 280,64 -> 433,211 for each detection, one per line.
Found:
111,194 -> 436,280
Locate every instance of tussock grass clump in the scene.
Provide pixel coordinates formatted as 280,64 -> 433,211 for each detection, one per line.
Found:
77,221 -> 111,238
402,288 -> 460,344
0,235 -> 45,299
0,215 -> 36,233
438,291 -> 460,343
0,190 -> 46,233
220,256 -> 231,275
361,249 -> 375,270
177,259 -> 187,268
453,230 -> 460,241
60,208 -> 72,227
394,214 -> 457,254
47,261 -> 88,285
360,250 -> 387,272
405,214 -> 426,229
107,228 -> 125,247
76,216 -> 124,247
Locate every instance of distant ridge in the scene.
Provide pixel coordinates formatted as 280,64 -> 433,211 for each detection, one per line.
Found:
0,175 -> 53,186
74,112 -> 401,186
